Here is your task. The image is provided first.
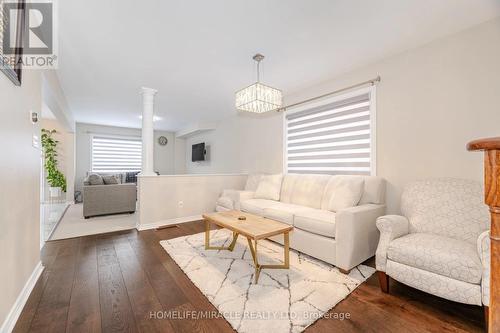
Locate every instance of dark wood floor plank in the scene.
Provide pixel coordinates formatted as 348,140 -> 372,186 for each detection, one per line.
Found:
96,235 -> 139,333
14,222 -> 485,333
66,235 -> 102,333
27,238 -> 80,332
131,230 -> 233,332
126,231 -> 189,311
309,292 -> 415,333
112,234 -> 175,333
40,238 -> 64,269
351,282 -> 482,332
12,270 -> 51,333
146,227 -> 235,332
168,302 -> 223,333
12,240 -> 64,333
311,284 -> 472,333
386,279 -> 484,330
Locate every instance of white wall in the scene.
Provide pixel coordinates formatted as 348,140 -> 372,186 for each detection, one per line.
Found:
184,18 -> 500,214
0,70 -> 42,329
285,17 -> 500,213
138,174 -> 247,229
42,71 -> 75,132
174,137 -> 187,174
75,123 -> 185,192
41,118 -> 75,202
184,111 -> 283,174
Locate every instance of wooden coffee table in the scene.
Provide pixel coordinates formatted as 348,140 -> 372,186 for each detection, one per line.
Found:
202,210 -> 293,284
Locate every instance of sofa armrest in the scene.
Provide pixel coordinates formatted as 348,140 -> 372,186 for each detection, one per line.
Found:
477,230 -> 490,306
335,204 -> 386,271
375,215 -> 410,272
220,190 -> 254,210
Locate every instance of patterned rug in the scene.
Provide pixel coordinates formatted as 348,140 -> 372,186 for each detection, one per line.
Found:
160,229 -> 375,333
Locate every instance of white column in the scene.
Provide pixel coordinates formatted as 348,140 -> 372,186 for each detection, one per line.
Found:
140,87 -> 158,176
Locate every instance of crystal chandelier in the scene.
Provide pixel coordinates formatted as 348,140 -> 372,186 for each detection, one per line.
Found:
235,54 -> 282,113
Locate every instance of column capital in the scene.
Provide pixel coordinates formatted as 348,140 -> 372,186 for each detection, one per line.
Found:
141,87 -> 158,95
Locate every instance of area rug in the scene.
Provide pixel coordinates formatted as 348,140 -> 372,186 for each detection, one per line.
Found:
50,203 -> 137,240
160,229 -> 375,333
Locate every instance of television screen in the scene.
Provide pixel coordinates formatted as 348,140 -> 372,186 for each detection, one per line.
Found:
192,143 -> 205,162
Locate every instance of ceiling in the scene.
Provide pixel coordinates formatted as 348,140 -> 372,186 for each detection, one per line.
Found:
56,0 -> 500,132
41,102 -> 56,120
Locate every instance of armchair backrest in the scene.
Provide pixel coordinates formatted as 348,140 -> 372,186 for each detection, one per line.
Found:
401,178 -> 490,244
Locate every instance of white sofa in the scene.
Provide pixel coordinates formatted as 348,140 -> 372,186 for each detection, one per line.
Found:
216,174 -> 263,211
216,173 -> 386,272
375,178 -> 490,309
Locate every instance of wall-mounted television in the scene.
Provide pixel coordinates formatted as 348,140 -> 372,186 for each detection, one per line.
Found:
192,142 -> 206,162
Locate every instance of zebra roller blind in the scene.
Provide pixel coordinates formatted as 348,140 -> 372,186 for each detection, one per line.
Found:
91,136 -> 142,173
285,90 -> 374,175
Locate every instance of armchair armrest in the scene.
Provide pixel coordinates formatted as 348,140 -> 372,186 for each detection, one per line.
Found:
335,204 -> 386,271
477,230 -> 490,306
220,190 -> 254,210
375,215 -> 410,272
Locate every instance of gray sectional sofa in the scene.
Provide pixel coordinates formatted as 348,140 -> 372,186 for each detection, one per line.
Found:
83,174 -> 137,218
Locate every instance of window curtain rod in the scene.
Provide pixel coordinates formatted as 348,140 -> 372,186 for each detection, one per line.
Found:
277,75 -> 381,112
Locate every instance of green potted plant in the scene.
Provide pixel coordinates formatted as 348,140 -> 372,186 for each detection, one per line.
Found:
41,129 -> 67,197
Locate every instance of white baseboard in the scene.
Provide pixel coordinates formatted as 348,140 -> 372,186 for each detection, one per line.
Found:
136,214 -> 203,231
0,261 -> 44,333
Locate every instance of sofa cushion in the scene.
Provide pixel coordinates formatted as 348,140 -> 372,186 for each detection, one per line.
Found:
359,176 -> 386,205
294,209 -> 336,238
216,196 -> 234,210
102,175 -> 120,185
245,174 -> 263,191
387,233 -> 482,284
289,174 -> 331,209
263,202 -> 306,225
240,199 -> 277,216
322,176 -> 364,212
280,174 -> 300,204
254,174 -> 283,201
88,173 -> 104,185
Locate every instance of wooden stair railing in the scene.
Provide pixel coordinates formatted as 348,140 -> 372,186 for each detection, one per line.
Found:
467,137 -> 500,332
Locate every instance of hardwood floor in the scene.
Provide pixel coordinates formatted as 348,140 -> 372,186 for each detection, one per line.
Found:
14,221 -> 485,332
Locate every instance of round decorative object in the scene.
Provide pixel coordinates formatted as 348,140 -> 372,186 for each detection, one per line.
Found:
158,136 -> 168,146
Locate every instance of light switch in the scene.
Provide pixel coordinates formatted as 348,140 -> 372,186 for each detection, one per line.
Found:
32,134 -> 40,149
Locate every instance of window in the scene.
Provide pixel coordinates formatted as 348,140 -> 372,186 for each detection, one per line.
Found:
0,0 -> 25,85
284,87 -> 376,175
91,135 -> 142,173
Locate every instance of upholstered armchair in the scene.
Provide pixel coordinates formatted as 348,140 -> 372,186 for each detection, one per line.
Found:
376,179 -> 490,315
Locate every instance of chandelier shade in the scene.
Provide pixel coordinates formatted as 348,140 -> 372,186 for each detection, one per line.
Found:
235,82 -> 282,113
235,54 -> 282,113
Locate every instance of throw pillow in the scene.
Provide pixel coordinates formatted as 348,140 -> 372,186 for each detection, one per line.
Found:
328,176 -> 365,212
245,174 -> 263,191
254,174 -> 283,201
102,175 -> 120,185
88,173 -> 104,185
